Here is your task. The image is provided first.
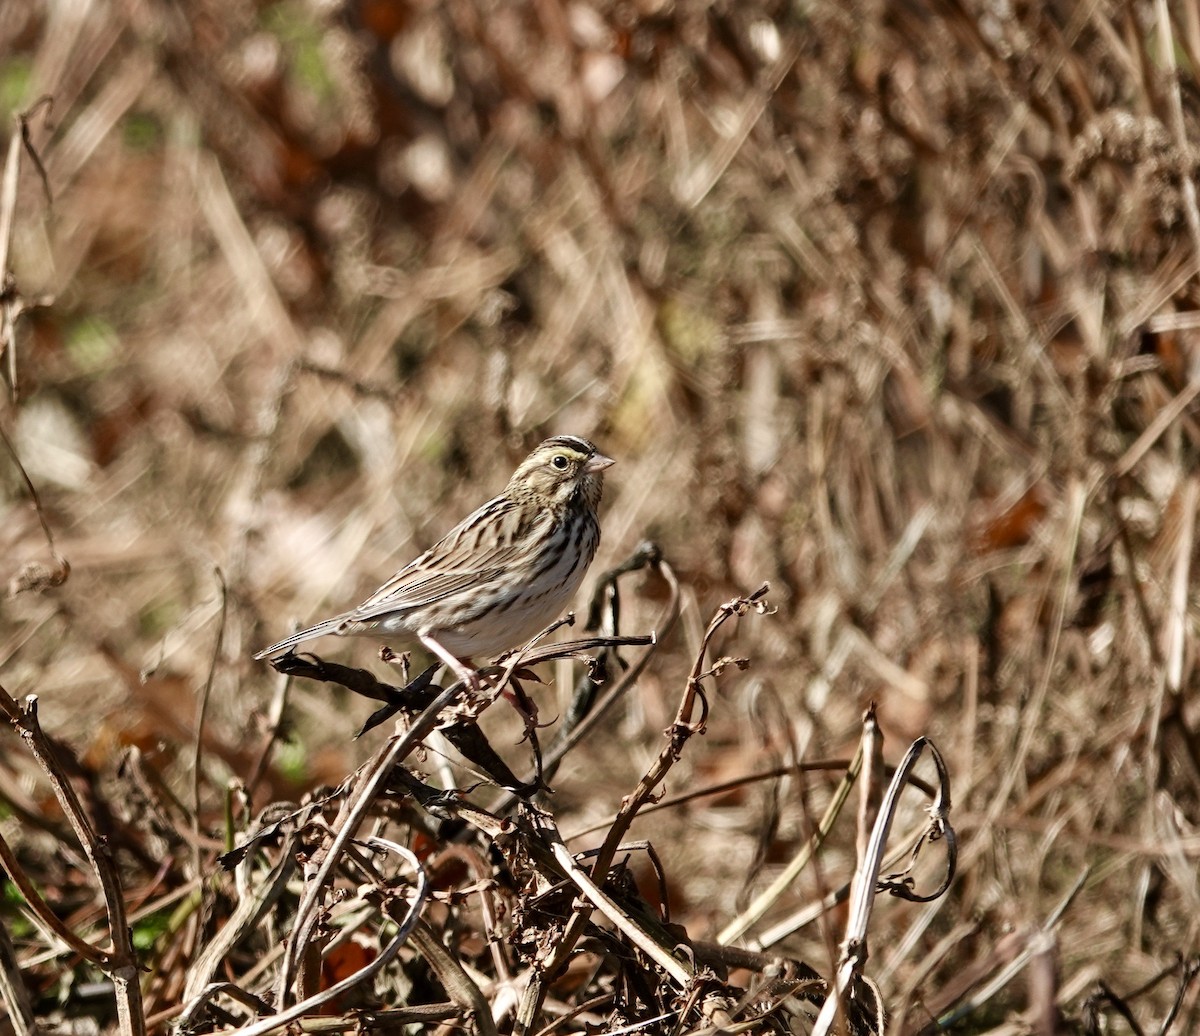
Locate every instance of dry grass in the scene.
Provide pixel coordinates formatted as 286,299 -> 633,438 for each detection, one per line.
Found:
3,0 -> 1200,1032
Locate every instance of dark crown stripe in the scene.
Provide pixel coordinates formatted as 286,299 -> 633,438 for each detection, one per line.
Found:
542,435 -> 595,455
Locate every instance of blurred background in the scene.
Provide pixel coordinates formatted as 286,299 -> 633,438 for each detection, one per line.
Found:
3,0 -> 1200,1029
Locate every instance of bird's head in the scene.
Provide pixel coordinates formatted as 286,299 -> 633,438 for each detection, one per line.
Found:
510,435 -> 614,511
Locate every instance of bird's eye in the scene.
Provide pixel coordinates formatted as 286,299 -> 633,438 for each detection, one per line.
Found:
552,454 -> 570,470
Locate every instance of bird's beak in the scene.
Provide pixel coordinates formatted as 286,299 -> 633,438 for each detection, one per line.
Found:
585,453 -> 615,473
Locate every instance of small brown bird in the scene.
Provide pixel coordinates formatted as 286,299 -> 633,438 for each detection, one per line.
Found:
255,435 -> 614,690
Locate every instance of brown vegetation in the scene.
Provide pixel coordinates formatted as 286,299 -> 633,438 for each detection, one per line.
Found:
2,0 -> 1200,1032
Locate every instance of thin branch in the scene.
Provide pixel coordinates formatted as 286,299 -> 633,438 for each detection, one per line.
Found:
0,909 -> 37,1036
0,683 -> 145,1036
545,819 -> 692,985
0,825 -> 110,964
192,569 -> 228,877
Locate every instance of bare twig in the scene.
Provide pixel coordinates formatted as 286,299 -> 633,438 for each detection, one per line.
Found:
567,754 -> 937,843
192,569 -> 228,878
0,910 -> 36,1036
0,683 -> 146,1036
494,543 -> 680,810
1158,957 -> 1200,1036
592,584 -> 771,881
542,816 -> 692,985
812,732 -> 955,1036
0,825 -> 111,964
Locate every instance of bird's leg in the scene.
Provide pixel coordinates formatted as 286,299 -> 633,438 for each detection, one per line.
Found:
419,634 -> 488,696
419,636 -> 542,735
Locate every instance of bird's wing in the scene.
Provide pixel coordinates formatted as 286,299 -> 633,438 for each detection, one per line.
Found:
346,494 -> 544,622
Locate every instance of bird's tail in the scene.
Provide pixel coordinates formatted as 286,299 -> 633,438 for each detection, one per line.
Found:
253,615 -> 348,659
